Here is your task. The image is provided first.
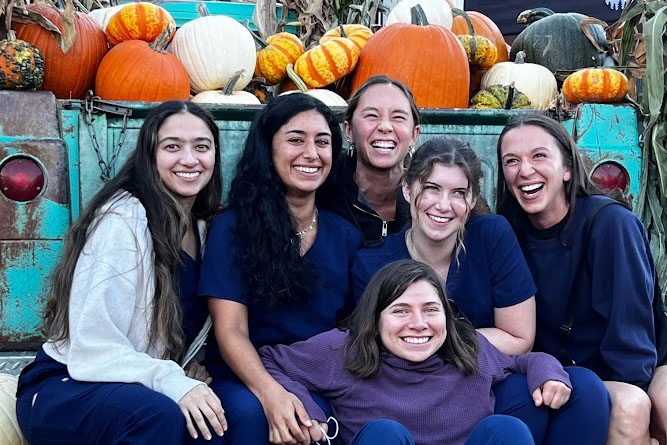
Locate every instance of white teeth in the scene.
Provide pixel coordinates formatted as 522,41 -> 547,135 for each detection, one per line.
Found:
402,337 -> 430,344
428,214 -> 451,223
175,172 -> 200,178
294,166 -> 319,173
520,183 -> 542,192
372,141 -> 396,149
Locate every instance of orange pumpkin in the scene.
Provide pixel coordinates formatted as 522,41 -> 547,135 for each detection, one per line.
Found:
294,37 -> 359,89
95,23 -> 189,102
14,3 -> 107,99
451,10 -> 508,62
255,32 -> 304,85
562,68 -> 628,104
105,2 -> 175,45
351,4 -> 469,108
320,24 -> 373,52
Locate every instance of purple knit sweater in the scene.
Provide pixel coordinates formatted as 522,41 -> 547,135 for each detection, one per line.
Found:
259,329 -> 571,445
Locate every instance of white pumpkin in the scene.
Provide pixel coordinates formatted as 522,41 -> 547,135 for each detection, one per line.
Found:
169,15 -> 256,94
279,64 -> 348,107
386,0 -> 453,29
192,90 -> 261,105
481,51 -> 557,110
0,374 -> 27,445
87,5 -> 125,32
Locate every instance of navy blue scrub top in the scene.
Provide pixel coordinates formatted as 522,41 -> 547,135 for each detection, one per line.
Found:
352,213 -> 536,328
178,223 -> 208,349
199,208 -> 363,366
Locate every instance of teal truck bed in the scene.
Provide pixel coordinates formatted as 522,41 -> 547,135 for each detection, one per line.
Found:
0,90 -> 641,372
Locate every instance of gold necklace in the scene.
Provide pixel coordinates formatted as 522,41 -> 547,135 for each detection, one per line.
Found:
295,208 -> 318,237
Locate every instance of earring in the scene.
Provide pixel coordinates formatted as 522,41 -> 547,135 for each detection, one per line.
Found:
346,140 -> 355,157
407,144 -> 415,158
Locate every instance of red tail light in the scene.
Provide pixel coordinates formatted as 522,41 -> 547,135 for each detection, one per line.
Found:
0,156 -> 45,202
591,161 -> 629,194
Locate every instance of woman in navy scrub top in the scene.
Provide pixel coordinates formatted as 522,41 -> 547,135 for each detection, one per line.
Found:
352,136 -> 610,444
199,93 -> 362,445
15,101 -> 226,444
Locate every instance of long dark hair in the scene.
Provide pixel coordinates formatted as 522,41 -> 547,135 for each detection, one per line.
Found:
343,259 -> 479,378
403,136 -> 485,261
228,93 -> 343,307
496,114 -> 599,227
43,101 -> 222,360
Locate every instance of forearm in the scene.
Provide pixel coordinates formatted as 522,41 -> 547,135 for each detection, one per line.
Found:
218,328 -> 283,401
477,327 -> 533,355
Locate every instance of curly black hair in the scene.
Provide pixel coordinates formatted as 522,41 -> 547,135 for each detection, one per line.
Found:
228,93 -> 343,307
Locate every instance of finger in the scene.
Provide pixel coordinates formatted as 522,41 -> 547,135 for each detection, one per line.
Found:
278,424 -> 297,445
307,423 -> 323,442
299,424 -> 312,445
532,388 -> 543,407
293,402 -> 312,428
205,376 -> 213,385
180,406 -> 198,440
205,396 -> 227,436
190,406 -> 213,441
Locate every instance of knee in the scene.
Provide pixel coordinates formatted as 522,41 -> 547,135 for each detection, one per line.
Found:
566,367 -> 611,407
353,419 -> 413,445
609,384 -> 652,437
470,415 -> 533,445
478,415 -> 531,435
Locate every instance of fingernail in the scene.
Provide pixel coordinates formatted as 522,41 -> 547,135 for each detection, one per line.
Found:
205,434 -> 211,440
306,420 -> 312,427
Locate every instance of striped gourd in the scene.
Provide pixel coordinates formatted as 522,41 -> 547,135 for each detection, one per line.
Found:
562,68 -> 628,104
294,37 -> 359,89
105,2 -> 175,45
320,24 -> 373,52
255,32 -> 304,85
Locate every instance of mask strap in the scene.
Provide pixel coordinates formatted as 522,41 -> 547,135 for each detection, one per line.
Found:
315,417 -> 339,445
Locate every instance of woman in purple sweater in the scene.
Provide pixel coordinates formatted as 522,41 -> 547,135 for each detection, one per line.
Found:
259,260 -> 575,445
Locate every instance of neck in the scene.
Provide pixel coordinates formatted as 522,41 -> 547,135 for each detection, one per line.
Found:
355,160 -> 403,208
528,196 -> 570,230
286,192 -> 317,231
177,195 -> 196,214
406,227 -> 456,272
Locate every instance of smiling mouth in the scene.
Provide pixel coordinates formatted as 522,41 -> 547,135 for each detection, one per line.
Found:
294,166 -> 320,173
174,172 -> 201,179
371,141 -> 396,151
401,337 -> 431,344
519,183 -> 544,196
427,214 -> 451,223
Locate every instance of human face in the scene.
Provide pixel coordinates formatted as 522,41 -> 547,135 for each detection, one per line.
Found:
403,164 -> 475,245
345,83 -> 420,171
379,280 -> 447,362
500,125 -> 572,229
272,110 -> 333,198
155,112 -> 215,209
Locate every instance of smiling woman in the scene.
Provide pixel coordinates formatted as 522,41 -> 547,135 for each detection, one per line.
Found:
199,93 -> 363,445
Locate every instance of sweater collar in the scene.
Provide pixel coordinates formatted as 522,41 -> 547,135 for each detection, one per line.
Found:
381,349 -> 445,373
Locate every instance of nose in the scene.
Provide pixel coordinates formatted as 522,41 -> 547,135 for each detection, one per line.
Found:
435,192 -> 451,212
518,159 -> 535,177
377,116 -> 393,133
302,139 -> 318,160
180,147 -> 198,166
408,312 -> 428,329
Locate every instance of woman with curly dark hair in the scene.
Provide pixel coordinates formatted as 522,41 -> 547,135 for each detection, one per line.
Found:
199,93 -> 362,445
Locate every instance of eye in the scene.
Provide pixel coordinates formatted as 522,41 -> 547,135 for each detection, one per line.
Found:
534,152 -> 546,159
195,144 -> 211,151
164,144 -> 179,151
452,189 -> 467,197
316,138 -> 331,146
288,137 -> 304,144
425,306 -> 441,313
503,158 -> 518,166
392,115 -> 407,121
392,308 -> 408,315
362,113 -> 378,119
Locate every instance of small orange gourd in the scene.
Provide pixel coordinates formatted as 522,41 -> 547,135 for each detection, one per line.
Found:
254,32 -> 304,85
320,24 -> 373,52
105,2 -> 175,45
562,68 -> 628,104
293,37 -> 360,89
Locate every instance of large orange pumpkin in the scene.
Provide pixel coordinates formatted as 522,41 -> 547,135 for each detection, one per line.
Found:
451,10 -> 508,62
14,3 -> 107,99
562,68 -> 628,104
95,23 -> 189,102
351,5 -> 469,108
105,2 -> 175,45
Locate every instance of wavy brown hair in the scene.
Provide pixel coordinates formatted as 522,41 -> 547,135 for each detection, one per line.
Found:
43,101 -> 222,360
343,259 -> 479,378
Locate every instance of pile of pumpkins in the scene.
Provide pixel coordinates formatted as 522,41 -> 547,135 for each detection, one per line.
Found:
0,0 -> 629,109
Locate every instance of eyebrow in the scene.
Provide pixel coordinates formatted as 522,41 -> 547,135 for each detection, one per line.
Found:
360,106 -> 409,115
285,129 -> 332,137
158,136 -> 213,144
388,301 -> 442,309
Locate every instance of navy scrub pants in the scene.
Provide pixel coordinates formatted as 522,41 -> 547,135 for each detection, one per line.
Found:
494,366 -> 611,445
349,415 -> 535,445
16,349 -> 222,445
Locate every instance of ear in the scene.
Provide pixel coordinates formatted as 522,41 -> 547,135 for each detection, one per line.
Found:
469,195 -> 478,213
411,125 -> 421,147
563,166 -> 572,183
343,121 -> 353,142
402,181 -> 411,204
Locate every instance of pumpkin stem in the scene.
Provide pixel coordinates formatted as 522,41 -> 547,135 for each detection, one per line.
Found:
505,82 -> 516,109
244,19 -> 268,48
150,21 -> 175,53
516,8 -> 554,25
514,50 -> 526,64
197,2 -> 210,17
338,24 -> 347,38
286,63 -> 309,92
7,30 -> 16,41
224,70 -> 245,95
452,8 -> 475,35
410,4 -> 429,26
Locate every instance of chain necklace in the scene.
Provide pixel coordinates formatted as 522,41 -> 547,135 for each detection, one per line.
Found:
295,208 -> 319,237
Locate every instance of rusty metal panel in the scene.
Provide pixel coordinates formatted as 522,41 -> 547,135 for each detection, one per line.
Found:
0,91 -> 60,139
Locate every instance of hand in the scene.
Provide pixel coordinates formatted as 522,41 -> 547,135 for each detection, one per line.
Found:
185,359 -> 212,385
532,380 -> 572,409
260,385 -> 313,444
304,422 -> 328,444
179,384 -> 227,440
